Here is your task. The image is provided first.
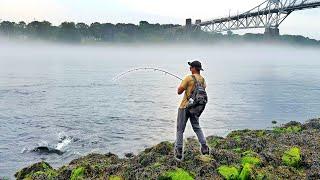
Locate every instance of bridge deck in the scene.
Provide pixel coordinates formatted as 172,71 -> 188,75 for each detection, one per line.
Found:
199,1 -> 320,26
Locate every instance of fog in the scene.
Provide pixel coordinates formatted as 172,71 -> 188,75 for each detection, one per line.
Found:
1,38 -> 320,177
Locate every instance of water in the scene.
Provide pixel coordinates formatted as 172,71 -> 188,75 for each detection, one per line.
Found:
0,41 -> 320,178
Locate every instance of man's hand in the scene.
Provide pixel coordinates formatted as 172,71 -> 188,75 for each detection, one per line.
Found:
177,86 -> 185,95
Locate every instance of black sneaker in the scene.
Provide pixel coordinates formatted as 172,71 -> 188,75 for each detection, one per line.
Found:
201,144 -> 210,155
175,147 -> 183,160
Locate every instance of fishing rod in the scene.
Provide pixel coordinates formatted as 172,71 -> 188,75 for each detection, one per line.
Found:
113,67 -> 183,81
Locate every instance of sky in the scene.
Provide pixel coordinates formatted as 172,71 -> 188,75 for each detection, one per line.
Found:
1,0 -> 320,39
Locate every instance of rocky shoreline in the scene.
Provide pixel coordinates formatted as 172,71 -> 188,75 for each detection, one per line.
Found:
15,118 -> 320,180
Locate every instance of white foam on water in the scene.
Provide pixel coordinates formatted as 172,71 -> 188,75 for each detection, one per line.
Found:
56,137 -> 71,150
56,132 -> 72,150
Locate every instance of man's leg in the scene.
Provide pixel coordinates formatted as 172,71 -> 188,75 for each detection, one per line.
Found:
188,112 -> 209,154
175,108 -> 188,149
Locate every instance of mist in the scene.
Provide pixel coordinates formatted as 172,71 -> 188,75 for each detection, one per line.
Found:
1,39 -> 320,178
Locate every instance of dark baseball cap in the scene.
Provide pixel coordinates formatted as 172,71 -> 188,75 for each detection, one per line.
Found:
188,60 -> 204,71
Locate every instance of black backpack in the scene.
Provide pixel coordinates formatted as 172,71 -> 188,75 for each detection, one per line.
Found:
187,75 -> 208,116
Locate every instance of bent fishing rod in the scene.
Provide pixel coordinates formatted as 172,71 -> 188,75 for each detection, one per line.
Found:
113,67 -> 183,81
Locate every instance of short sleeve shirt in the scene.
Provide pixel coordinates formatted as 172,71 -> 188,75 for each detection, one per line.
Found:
179,74 -> 206,108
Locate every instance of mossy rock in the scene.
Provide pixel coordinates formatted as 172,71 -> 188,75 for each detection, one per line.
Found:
196,155 -> 213,163
273,125 -> 302,134
241,150 -> 261,166
207,136 -> 223,148
145,141 -> 173,155
69,153 -> 118,167
15,161 -> 57,180
158,168 -> 194,180
70,167 -> 85,180
282,147 -> 301,167
241,157 -> 261,166
217,165 -> 239,180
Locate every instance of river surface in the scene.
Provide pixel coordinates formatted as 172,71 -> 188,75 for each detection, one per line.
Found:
0,42 -> 320,178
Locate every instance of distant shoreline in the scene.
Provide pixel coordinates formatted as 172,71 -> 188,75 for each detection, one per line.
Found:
0,20 -> 319,46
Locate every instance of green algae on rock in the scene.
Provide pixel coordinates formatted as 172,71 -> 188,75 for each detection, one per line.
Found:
15,118 -> 320,180
217,165 -> 239,180
241,150 -> 261,166
282,147 -> 301,167
15,161 -> 58,180
70,167 -> 85,180
239,163 -> 252,180
159,168 -> 194,180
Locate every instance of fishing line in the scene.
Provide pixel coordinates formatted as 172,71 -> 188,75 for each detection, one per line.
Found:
113,67 -> 183,81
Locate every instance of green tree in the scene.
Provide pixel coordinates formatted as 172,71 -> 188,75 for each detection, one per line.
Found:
59,22 -> 81,42
89,22 -> 103,41
15,21 -> 26,36
26,21 -> 53,39
76,23 -> 90,40
0,21 -> 15,36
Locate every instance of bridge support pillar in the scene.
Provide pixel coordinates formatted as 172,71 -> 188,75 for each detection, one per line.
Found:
264,27 -> 280,37
186,18 -> 192,32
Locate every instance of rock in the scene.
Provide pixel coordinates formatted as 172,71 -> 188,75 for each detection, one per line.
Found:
124,152 -> 135,158
210,149 -> 241,165
15,118 -> 320,180
283,121 -> 302,128
15,161 -> 56,180
32,146 -> 64,155
303,118 -> 320,130
307,163 -> 320,180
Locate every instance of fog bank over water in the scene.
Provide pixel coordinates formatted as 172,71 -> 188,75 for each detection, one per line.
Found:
0,40 -> 320,177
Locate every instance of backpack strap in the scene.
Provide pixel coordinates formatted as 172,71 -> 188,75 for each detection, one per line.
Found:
188,75 -> 200,100
191,75 -> 202,87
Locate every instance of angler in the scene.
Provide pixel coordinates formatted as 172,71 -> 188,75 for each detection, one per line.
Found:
175,60 -> 209,160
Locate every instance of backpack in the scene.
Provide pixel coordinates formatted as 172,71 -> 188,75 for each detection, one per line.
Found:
187,75 -> 208,116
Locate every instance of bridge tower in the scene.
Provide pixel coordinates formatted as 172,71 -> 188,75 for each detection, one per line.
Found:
186,18 -> 192,32
264,27 -> 280,37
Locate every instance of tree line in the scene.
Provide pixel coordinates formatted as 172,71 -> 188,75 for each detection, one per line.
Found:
0,20 -> 319,45
0,20 -> 184,42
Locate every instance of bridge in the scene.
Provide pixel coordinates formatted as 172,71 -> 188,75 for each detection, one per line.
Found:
187,0 -> 320,36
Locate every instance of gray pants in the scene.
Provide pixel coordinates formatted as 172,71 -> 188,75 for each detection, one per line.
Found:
175,108 -> 207,148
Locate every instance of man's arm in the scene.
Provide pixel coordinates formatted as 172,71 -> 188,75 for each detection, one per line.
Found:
177,86 -> 185,95
177,76 -> 189,95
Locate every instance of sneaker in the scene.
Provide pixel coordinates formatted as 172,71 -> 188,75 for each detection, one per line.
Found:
201,144 -> 210,155
174,147 -> 183,160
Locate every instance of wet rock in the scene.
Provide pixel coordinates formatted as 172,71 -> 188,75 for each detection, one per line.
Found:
303,118 -> 320,130
124,152 -> 135,158
144,141 -> 173,155
15,161 -> 56,180
69,153 -> 119,167
210,149 -> 241,165
32,146 -> 64,155
307,163 -> 320,180
16,118 -> 320,180
283,121 -> 302,128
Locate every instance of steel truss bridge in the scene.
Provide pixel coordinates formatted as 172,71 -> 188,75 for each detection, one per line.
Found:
190,0 -> 320,35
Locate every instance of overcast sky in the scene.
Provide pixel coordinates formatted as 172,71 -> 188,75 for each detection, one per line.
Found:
1,0 -> 319,39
